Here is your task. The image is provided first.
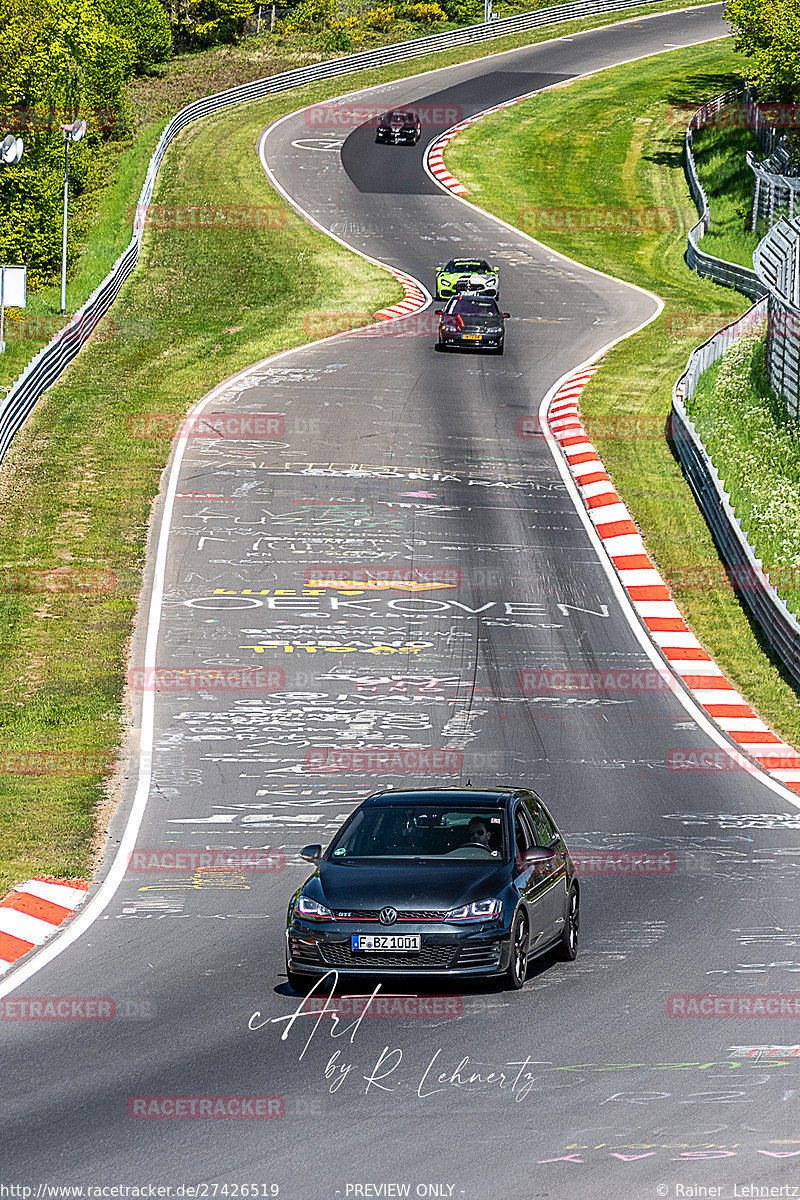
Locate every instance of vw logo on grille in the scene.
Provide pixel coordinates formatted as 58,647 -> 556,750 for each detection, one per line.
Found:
379,906 -> 398,925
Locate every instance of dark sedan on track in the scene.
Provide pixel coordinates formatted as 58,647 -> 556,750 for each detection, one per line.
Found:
285,787 -> 579,992
375,110 -> 421,145
436,295 -> 510,354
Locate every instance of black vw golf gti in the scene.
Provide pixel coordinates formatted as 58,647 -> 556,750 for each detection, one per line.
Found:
285,788 -> 579,992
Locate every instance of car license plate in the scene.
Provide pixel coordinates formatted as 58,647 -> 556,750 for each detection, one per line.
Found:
462,333 -> 481,340
352,934 -> 421,952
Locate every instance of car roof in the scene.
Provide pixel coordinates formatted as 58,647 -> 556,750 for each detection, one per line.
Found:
448,295 -> 499,308
363,788 -> 523,808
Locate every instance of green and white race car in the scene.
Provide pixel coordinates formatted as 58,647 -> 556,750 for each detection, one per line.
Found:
435,257 -> 500,300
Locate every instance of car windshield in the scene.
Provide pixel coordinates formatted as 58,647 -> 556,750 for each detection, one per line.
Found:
328,807 -> 507,860
385,111 -> 413,122
445,260 -> 490,273
450,297 -> 500,316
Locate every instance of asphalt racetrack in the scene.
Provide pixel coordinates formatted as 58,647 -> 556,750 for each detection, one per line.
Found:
6,6 -> 800,1198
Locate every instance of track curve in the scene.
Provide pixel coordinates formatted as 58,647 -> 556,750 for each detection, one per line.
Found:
6,8 -> 800,1199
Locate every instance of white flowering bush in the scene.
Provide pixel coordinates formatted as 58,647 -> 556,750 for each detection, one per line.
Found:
686,333 -> 800,617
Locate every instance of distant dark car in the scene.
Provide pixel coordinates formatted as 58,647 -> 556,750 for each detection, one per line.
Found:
375,110 -> 421,145
285,787 -> 579,992
436,295 -> 510,354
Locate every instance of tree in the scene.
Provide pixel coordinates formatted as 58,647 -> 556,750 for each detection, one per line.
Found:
96,0 -> 172,74
726,0 -> 800,101
163,0 -> 255,49
0,0 -> 134,287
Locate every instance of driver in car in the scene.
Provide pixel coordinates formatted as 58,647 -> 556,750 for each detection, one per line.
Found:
465,817 -> 492,849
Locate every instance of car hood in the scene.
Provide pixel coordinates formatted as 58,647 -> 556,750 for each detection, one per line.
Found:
313,859 -> 508,910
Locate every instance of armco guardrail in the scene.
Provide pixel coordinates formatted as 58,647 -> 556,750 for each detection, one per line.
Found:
674,92 -> 800,690
748,141 -> 800,231
684,88 -> 767,301
672,298 -> 800,691
0,0 -> 688,466
753,215 -> 800,418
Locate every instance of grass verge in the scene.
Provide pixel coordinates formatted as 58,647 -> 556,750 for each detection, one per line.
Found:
686,334 -> 800,618
691,111 -> 762,267
445,39 -> 800,749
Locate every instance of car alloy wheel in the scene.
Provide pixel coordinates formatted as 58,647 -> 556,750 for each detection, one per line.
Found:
505,909 -> 528,990
558,886 -> 579,961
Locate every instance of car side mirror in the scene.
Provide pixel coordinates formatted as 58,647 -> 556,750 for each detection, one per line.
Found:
300,844 -> 322,864
518,846 -> 556,874
502,313 -> 510,319
435,310 -> 443,315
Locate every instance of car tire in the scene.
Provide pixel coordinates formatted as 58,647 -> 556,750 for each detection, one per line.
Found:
504,909 -> 528,990
286,962 -> 315,993
494,341 -> 504,356
557,886 -> 579,961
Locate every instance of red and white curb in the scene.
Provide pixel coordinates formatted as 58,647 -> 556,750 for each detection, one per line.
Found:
426,127 -> 473,195
0,877 -> 89,974
424,95 -> 537,196
374,271 -> 427,320
548,367 -> 800,795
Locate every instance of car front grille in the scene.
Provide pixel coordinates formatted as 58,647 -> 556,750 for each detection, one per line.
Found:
319,942 -> 457,969
457,941 -> 502,968
332,909 -> 448,921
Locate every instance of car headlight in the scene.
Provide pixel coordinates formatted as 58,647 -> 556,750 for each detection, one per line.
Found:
485,326 -> 502,334
296,894 -> 334,921
445,898 -> 503,921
